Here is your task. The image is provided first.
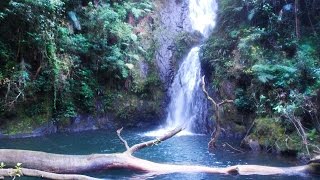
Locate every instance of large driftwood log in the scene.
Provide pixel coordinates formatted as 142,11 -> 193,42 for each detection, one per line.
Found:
0,127 -> 319,179
0,168 -> 99,180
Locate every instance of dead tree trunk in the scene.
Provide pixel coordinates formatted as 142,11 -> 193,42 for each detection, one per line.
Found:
201,76 -> 233,149
0,127 -> 319,179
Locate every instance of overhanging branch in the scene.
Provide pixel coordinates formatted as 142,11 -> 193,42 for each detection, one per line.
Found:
126,126 -> 184,155
117,127 -> 130,150
201,76 -> 217,108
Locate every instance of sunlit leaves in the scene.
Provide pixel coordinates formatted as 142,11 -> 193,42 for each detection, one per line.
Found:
123,0 -> 153,19
252,64 -> 297,87
110,22 -> 133,42
130,33 -> 138,42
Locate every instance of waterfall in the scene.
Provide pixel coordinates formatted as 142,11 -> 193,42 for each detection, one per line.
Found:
164,47 -> 202,134
146,0 -> 218,136
189,0 -> 218,38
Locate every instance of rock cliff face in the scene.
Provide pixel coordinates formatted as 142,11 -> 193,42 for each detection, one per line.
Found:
153,0 -> 192,88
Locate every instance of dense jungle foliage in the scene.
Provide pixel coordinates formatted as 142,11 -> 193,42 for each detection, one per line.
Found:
201,0 -> 320,156
0,0 -> 163,133
1,0 -> 320,158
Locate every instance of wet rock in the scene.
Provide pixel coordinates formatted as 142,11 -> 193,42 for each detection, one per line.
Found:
248,139 -> 261,151
189,91 -> 211,134
243,138 -> 261,152
0,114 -> 117,139
32,121 -> 58,136
59,114 -> 115,133
220,80 -> 236,100
0,122 -> 58,139
138,60 -> 149,79
220,125 -> 246,139
154,0 -> 192,88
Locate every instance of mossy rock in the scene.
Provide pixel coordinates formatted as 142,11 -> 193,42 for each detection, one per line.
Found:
248,117 -> 303,153
106,88 -> 164,127
1,113 -> 50,135
174,31 -> 203,62
0,101 -> 52,135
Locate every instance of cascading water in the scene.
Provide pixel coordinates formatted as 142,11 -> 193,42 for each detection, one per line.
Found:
146,0 -> 218,136
164,47 -> 203,134
189,0 -> 218,38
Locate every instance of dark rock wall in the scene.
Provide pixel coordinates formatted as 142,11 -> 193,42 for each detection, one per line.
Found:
154,0 -> 191,88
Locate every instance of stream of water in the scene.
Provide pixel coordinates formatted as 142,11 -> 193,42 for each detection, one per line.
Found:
0,129 -> 318,179
147,0 -> 218,136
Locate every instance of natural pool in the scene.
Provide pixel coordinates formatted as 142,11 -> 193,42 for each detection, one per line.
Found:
0,129 -> 319,179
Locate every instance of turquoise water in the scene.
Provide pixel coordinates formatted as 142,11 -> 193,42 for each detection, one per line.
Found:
0,129 -> 319,179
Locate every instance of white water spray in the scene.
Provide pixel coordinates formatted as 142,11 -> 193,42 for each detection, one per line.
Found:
146,0 -> 218,136
189,0 -> 218,38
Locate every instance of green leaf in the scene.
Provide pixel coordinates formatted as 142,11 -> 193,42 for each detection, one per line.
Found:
131,54 -> 140,61
130,33 -> 138,42
257,73 -> 275,83
125,63 -> 134,70
131,7 -> 143,19
0,162 -> 5,169
138,46 -> 146,53
273,104 -> 284,113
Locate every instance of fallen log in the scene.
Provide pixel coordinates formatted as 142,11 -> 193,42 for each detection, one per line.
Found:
0,168 -> 99,180
0,127 -> 319,179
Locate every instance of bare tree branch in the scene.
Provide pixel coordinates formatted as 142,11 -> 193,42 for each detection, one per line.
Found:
201,76 -> 233,149
201,76 -> 217,107
126,126 -> 184,155
223,142 -> 244,153
117,127 -> 130,150
4,80 -> 11,103
218,100 -> 234,106
284,112 -> 310,156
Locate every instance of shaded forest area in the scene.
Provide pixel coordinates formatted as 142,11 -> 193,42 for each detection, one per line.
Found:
201,0 -> 320,157
0,0 -> 163,134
